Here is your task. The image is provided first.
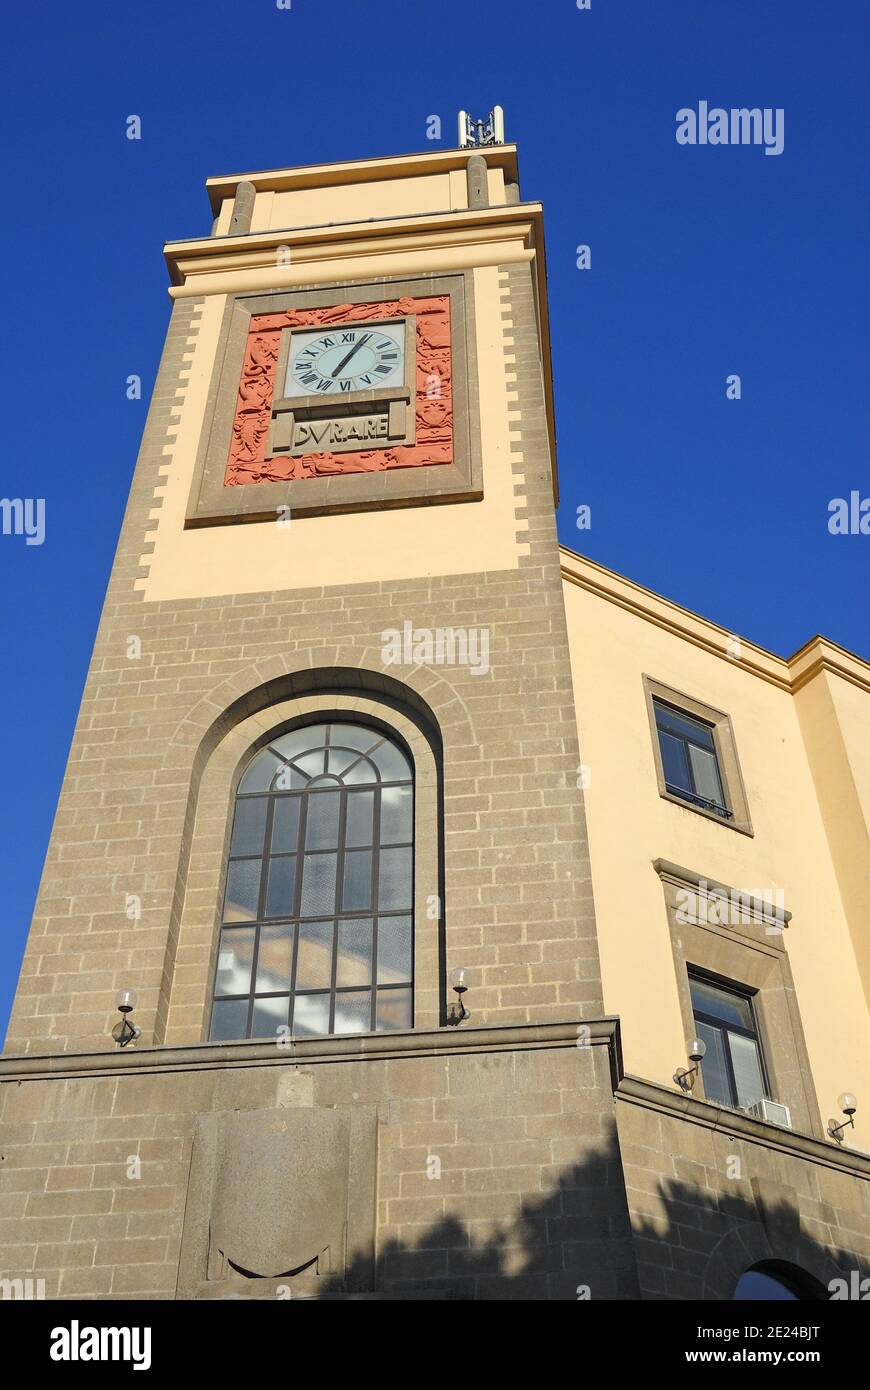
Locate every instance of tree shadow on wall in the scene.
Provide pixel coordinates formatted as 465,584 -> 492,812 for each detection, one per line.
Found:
313,1137 -> 869,1301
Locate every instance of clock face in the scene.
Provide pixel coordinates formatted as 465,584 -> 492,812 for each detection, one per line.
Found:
284,322 -> 405,397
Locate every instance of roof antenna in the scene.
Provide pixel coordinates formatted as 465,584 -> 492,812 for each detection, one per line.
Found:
458,106 -> 505,148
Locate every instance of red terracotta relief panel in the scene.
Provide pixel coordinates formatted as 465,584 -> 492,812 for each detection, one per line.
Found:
224,296 -> 453,486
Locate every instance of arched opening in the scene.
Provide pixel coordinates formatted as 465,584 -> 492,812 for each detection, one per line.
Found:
209,719 -> 415,1041
732,1260 -> 828,1301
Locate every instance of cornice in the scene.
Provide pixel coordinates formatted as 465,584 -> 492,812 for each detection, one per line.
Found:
617,1074 -> 870,1180
560,547 -> 870,696
164,203 -> 542,288
6,1028 -> 863,1179
0,1016 -> 623,1091
787,634 -> 870,696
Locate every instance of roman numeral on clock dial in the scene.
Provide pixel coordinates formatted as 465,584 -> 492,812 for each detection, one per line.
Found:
285,322 -> 406,396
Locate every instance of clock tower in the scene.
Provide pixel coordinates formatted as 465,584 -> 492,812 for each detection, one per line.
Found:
1,129 -> 639,1299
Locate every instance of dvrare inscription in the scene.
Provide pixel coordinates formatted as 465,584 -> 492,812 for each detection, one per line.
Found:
295,412 -> 389,452
273,398 -> 410,457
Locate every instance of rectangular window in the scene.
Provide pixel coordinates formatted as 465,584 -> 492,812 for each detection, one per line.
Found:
690,974 -> 768,1110
653,698 -> 731,818
643,678 -> 753,834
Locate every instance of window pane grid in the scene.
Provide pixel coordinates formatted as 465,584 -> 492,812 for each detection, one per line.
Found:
653,699 -> 731,818
654,700 -> 716,748
690,975 -> 768,1110
235,775 -> 412,799
212,722 -> 413,1042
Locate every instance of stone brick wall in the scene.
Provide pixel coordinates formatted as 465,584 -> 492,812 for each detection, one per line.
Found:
615,1087 -> 870,1300
5,261 -> 602,1055
0,1029 -> 637,1301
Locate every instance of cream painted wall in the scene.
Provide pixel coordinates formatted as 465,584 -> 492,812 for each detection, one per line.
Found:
824,672 -> 870,830
215,167 -> 499,239
137,260 -> 529,602
262,173 -> 460,232
486,168 -> 506,204
794,670 -> 870,1007
562,576 -> 870,1150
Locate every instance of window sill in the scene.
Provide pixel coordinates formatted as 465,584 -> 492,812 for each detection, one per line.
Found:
659,787 -> 754,837
699,1096 -> 792,1130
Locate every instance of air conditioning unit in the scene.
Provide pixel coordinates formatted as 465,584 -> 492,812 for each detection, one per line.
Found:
748,1098 -> 792,1129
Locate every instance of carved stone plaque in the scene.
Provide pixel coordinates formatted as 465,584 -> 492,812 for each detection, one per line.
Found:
268,399 -> 412,458
176,1103 -> 378,1298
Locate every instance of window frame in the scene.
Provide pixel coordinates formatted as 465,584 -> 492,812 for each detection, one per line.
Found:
209,720 -> 415,1043
652,697 -> 730,819
643,676 -> 753,835
689,969 -> 770,1112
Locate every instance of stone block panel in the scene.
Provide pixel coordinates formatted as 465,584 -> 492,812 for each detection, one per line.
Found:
0,1029 -> 635,1301
615,1091 -> 870,1300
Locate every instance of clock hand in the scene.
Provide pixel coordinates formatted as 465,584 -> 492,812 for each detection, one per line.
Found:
331,333 -> 372,378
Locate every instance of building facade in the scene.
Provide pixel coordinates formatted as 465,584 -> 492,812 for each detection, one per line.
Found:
1,141 -> 868,1301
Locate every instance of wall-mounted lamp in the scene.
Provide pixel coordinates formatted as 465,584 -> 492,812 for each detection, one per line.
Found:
827,1093 -> 858,1144
446,967 -> 470,1026
674,1037 -> 706,1091
111,988 -> 141,1049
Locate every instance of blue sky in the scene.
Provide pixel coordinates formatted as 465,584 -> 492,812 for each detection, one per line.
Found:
0,0 -> 867,1041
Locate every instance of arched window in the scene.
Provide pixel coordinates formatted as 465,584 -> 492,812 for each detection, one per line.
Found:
210,722 -> 414,1042
732,1261 -> 827,1301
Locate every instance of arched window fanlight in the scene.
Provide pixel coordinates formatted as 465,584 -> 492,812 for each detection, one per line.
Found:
210,722 -> 414,1042
732,1261 -> 827,1301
